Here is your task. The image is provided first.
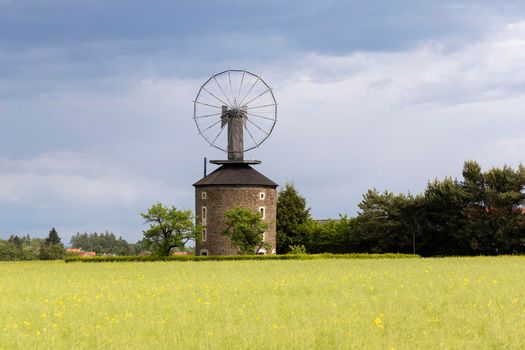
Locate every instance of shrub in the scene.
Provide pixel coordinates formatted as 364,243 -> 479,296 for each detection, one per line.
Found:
64,253 -> 420,263
288,245 -> 307,255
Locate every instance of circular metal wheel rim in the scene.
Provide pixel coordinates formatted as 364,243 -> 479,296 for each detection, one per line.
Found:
193,69 -> 277,153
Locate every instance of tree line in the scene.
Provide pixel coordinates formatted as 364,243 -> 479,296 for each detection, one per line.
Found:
0,228 -> 66,260
1,160 -> 522,259
0,229 -> 141,260
277,161 -> 525,256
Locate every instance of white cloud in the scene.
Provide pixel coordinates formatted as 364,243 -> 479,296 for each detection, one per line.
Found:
0,152 -> 175,207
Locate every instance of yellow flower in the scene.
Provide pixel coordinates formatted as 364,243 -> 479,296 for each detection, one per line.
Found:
374,317 -> 384,329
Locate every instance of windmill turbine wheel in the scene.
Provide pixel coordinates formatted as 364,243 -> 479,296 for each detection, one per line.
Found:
193,70 -> 277,154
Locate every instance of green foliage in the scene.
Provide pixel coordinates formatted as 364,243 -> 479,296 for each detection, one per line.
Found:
70,231 -> 135,255
348,161 -> 525,256
45,227 -> 61,245
288,245 -> 307,254
276,183 -> 311,253
64,252 -> 420,263
39,228 -> 65,260
0,235 -> 44,261
421,177 -> 469,256
0,240 -> 37,261
221,207 -> 268,255
277,161 -> 524,257
461,161 -> 525,254
141,203 -> 198,256
39,244 -> 66,260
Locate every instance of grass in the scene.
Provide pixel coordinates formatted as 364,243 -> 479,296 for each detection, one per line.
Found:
1,257 -> 524,349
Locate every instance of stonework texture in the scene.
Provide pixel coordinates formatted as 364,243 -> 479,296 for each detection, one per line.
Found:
195,186 -> 277,255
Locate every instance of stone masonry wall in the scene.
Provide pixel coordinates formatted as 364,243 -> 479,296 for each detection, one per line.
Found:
195,186 -> 277,255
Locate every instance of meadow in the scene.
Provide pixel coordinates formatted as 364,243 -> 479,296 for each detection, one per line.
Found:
1,257 -> 524,349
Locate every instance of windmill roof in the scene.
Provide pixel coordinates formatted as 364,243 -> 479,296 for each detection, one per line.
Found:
193,163 -> 278,187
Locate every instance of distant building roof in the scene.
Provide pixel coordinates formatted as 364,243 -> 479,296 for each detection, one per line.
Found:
66,248 -> 81,253
79,251 -> 96,257
193,163 -> 278,187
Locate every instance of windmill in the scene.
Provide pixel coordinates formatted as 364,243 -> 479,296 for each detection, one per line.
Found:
193,70 -> 278,256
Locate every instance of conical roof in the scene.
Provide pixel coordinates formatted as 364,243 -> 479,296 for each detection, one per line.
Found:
193,163 -> 277,187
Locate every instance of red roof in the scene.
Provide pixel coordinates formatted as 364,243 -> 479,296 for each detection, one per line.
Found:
79,252 -> 96,257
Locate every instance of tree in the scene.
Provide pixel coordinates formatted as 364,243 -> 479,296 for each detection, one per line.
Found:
301,215 -> 358,254
39,244 -> 66,260
354,189 -> 416,254
70,231 -> 134,255
221,207 -> 268,255
45,228 -> 62,245
141,203 -> 198,256
422,177 -> 469,256
276,183 -> 311,253
461,161 -> 525,254
39,228 -> 65,260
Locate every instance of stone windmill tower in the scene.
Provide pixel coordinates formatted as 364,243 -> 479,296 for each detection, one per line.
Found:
193,70 -> 278,255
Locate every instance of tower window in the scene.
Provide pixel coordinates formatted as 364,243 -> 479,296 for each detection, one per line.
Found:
259,207 -> 266,220
201,249 -> 208,256
202,207 -> 207,224
202,229 -> 207,242
259,192 -> 265,200
202,192 -> 207,200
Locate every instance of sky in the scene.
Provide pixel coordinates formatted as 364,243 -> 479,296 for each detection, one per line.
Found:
1,0 -> 525,243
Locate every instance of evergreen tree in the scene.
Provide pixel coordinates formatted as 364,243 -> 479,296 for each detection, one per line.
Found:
45,228 -> 62,245
461,161 -> 525,254
276,183 -> 311,253
355,189 -> 415,254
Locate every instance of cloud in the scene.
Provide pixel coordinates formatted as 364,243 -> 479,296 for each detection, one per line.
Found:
2,14 -> 525,239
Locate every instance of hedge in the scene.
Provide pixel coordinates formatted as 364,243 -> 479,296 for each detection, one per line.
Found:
64,253 -> 420,263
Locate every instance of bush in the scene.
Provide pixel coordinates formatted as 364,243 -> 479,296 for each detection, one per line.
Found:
288,245 -> 307,255
39,244 -> 66,260
64,253 -> 420,263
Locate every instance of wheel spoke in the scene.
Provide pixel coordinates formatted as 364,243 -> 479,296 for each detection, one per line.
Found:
247,118 -> 269,136
195,101 -> 223,109
210,121 -> 227,145
245,103 -> 276,110
202,87 -> 229,107
237,70 -> 246,104
244,123 -> 259,148
244,88 -> 271,106
228,70 -> 235,106
246,112 -> 276,121
199,119 -> 222,134
194,112 -> 223,119
239,76 -> 260,106
213,76 -> 233,107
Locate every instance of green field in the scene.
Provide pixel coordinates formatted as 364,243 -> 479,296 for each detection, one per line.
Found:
1,257 -> 524,349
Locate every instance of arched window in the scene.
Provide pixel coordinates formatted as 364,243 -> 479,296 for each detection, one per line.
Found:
202,207 -> 207,224
259,207 -> 266,219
